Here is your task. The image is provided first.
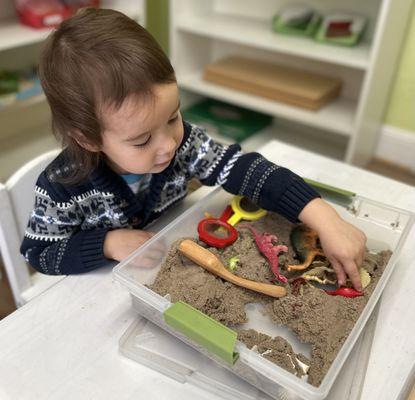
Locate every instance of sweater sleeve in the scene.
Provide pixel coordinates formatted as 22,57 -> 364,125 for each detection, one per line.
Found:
179,121 -> 320,222
20,173 -> 111,275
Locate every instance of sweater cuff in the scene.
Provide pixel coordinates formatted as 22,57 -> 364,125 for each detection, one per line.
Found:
80,229 -> 111,271
276,178 -> 321,222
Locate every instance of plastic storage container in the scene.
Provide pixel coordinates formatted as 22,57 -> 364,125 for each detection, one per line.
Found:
119,307 -> 379,400
113,187 -> 414,400
182,99 -> 272,143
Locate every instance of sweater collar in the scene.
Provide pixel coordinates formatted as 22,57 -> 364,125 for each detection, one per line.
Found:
88,154 -> 176,225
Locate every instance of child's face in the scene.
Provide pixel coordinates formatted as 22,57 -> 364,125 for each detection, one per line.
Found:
100,83 -> 183,174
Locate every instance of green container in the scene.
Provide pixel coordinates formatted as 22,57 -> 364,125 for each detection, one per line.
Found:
182,99 -> 272,143
272,13 -> 321,37
314,19 -> 366,47
0,70 -> 19,95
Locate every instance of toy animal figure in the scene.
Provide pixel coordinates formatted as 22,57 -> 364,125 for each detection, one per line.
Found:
241,225 -> 288,283
301,264 -> 337,285
287,225 -> 325,271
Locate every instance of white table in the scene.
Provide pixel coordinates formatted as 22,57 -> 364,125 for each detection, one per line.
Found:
1,141 -> 414,400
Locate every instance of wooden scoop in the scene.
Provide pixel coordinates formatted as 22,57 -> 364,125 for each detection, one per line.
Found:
179,240 -> 287,298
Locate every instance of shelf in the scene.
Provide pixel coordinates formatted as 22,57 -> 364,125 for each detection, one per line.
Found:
0,18 -> 51,52
0,94 -> 46,115
178,72 -> 355,137
0,10 -> 144,52
176,14 -> 371,70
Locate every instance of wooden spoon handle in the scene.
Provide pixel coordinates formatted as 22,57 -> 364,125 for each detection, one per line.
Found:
179,240 -> 286,298
179,240 -> 226,273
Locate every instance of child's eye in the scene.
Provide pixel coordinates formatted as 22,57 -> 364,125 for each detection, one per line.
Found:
134,135 -> 151,148
169,115 -> 179,124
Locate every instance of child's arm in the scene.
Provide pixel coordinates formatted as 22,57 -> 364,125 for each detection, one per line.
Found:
19,179 -> 104,275
20,222 -> 110,275
103,229 -> 155,261
19,172 -> 151,275
179,122 -> 319,222
20,171 -> 159,274
179,122 -> 365,289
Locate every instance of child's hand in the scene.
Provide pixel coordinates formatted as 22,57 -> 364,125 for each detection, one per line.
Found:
299,198 -> 366,291
104,229 -> 157,262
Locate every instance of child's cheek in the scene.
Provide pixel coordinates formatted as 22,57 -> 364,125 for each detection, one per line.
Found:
176,123 -> 184,145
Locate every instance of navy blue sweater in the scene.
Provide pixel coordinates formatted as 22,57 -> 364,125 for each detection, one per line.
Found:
20,121 -> 319,275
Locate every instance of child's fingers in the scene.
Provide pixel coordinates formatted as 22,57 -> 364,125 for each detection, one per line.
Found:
142,249 -> 164,260
129,252 -> 163,268
357,233 -> 367,266
150,239 -> 167,253
329,257 -> 347,287
143,239 -> 167,257
130,257 -> 157,269
353,249 -> 363,268
126,233 -> 166,268
141,232 -> 167,253
343,259 -> 362,291
356,250 -> 365,268
141,231 -> 155,239
355,238 -> 366,267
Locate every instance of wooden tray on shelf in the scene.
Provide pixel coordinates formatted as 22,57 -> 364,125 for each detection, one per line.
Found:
203,56 -> 342,110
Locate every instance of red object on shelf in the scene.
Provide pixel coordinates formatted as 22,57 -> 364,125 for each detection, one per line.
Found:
326,21 -> 352,38
15,0 -> 100,29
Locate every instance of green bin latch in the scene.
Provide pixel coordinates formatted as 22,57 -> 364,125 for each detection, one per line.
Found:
164,301 -> 239,365
304,178 -> 356,207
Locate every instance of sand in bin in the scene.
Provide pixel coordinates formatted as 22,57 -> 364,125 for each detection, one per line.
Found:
149,212 -> 391,387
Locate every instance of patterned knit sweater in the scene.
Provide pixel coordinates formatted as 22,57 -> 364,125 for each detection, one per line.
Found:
20,121 -> 319,275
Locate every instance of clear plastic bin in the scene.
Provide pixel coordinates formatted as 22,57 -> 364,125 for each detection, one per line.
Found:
113,187 -> 414,400
119,307 -> 379,400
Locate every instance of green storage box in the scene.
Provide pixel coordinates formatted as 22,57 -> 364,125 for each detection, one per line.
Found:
272,14 -> 321,37
314,15 -> 367,47
182,99 -> 272,143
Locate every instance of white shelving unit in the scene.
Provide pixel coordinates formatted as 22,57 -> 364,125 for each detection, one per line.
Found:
170,0 -> 413,165
0,18 -> 50,52
176,14 -> 372,70
180,72 -> 355,136
0,1 -> 146,52
0,0 -> 146,181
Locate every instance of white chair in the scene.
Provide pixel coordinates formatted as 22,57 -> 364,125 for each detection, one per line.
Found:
0,149 -> 65,308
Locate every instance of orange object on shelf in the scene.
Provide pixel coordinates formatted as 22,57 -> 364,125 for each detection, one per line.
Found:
203,56 -> 342,110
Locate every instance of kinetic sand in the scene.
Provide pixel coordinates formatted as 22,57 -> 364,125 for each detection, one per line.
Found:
149,212 -> 391,386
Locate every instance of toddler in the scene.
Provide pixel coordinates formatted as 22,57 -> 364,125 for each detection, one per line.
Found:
20,8 -> 365,290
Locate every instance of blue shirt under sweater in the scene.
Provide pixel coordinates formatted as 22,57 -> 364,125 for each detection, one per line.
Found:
20,121 -> 319,275
120,172 -> 151,200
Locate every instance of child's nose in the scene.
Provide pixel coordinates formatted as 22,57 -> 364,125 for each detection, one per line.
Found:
158,134 -> 176,155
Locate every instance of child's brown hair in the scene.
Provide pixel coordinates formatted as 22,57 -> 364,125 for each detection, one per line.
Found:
39,8 -> 176,183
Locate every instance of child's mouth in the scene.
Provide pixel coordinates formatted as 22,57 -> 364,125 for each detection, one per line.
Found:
154,158 -> 172,167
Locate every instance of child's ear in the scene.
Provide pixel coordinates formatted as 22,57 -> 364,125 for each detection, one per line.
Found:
70,130 -> 100,152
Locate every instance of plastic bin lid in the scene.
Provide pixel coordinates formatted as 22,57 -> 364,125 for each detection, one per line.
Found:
119,311 -> 379,400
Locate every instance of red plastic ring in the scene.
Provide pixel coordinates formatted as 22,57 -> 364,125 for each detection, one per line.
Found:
197,218 -> 238,248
